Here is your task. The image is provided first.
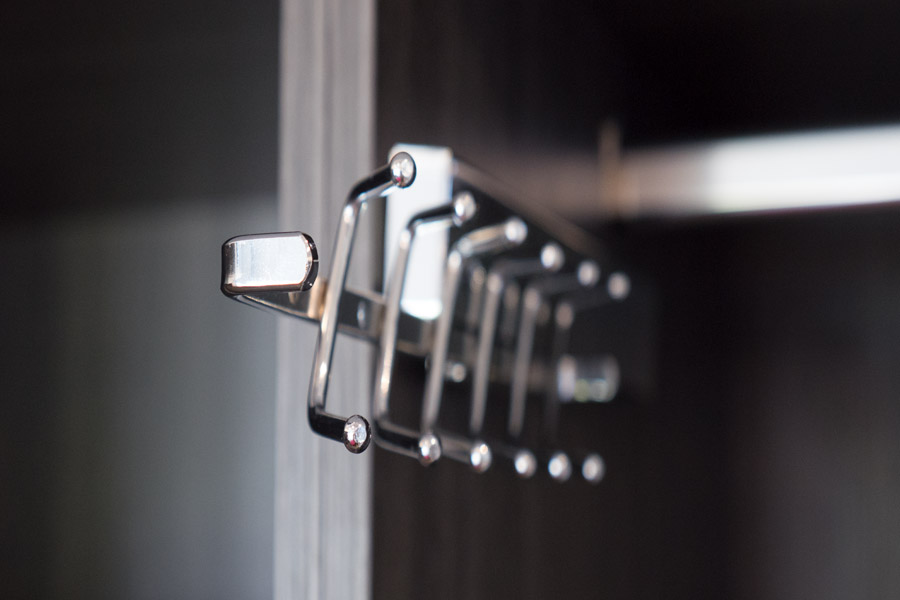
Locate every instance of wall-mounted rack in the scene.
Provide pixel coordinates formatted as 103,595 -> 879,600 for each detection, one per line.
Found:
222,147 -> 629,482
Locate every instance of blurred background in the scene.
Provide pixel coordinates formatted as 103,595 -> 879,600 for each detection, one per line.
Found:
2,2 -> 279,598
4,1 -> 900,598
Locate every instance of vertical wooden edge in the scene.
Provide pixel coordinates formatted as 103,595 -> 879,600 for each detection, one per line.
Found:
277,1 -> 375,600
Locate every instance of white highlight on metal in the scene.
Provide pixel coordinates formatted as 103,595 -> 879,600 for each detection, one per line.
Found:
514,449 -> 538,479
577,260 -> 600,287
540,242 -> 565,271
582,453 -> 606,484
548,451 -> 572,482
225,233 -> 313,290
469,442 -> 493,473
607,272 -> 631,300
385,145 -> 454,320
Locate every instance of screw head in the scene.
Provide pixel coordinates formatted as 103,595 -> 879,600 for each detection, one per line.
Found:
342,415 -> 371,453
577,260 -> 600,287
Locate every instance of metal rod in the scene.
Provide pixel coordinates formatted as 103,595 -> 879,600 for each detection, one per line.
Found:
507,260 -> 600,440
469,244 -> 565,436
419,218 -> 528,471
372,194 -> 476,464
308,152 -> 417,453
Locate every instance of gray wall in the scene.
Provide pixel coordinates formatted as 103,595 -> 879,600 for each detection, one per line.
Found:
1,2 -> 280,598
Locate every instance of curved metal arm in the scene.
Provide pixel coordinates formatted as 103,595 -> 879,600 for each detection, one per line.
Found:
308,152 -> 417,453
504,260 -> 602,481
469,244 -> 565,437
541,273 -> 629,483
420,217 -> 528,472
461,245 -> 565,479
372,193 -> 477,464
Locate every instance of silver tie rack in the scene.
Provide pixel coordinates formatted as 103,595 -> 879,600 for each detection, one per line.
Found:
221,146 -> 630,482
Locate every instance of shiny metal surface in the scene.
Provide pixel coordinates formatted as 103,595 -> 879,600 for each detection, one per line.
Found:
513,449 -> 538,479
221,232 -> 318,295
420,218 -> 528,432
231,282 -> 432,355
469,246 -> 564,437
308,152 -> 416,452
507,260 -> 600,440
581,453 -> 606,485
372,195 -> 476,464
221,144 -> 628,473
419,219 -> 528,470
544,288 -> 622,483
607,271 -> 631,301
547,451 -> 573,483
342,414 -> 372,453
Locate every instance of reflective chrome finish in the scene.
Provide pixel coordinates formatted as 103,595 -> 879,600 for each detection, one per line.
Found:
543,286 -> 622,482
421,218 -> 528,471
221,232 -> 318,295
342,414 -> 372,453
372,195 -> 476,464
547,451 -> 573,482
469,245 -> 564,436
508,260 -> 600,440
420,219 -> 527,431
227,281 -> 432,355
607,271 -> 631,301
469,442 -> 493,473
222,144 -> 632,476
308,153 -> 417,452
513,449 -> 538,479
581,453 -> 606,484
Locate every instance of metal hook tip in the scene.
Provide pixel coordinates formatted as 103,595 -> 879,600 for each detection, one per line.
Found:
452,191 -> 478,225
418,433 -> 442,465
582,453 -> 606,484
389,152 -> 416,188
548,451 -> 572,482
513,449 -> 537,479
503,217 -> 528,244
577,260 -> 601,287
342,415 -> 371,453
469,442 -> 493,473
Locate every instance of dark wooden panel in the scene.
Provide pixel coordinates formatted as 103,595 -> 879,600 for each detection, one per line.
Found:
374,2 -> 900,597
0,1 -> 278,215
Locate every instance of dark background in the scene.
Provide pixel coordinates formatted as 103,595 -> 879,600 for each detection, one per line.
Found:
1,2 -> 279,598
4,0 -> 900,598
374,1 -> 900,599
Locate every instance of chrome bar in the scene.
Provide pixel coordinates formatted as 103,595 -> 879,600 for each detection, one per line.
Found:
308,152 -> 417,453
420,218 -> 528,471
372,194 -> 476,464
469,244 -> 565,436
507,260 -> 600,440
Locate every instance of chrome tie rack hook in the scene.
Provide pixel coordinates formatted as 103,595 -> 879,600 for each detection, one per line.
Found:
221,145 -> 632,479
